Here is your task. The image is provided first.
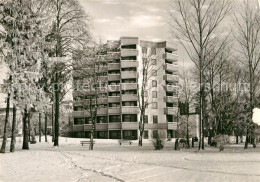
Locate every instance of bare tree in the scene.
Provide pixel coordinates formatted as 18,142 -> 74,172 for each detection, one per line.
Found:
169,0 -> 232,149
233,1 -> 260,149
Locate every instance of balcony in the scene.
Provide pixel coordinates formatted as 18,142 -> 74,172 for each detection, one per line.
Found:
73,125 -> 84,131
72,111 -> 84,117
122,106 -> 139,114
164,74 -> 179,83
166,42 -> 178,52
121,49 -> 138,57
165,53 -> 178,62
108,107 -> 121,114
121,94 -> 138,101
108,63 -> 120,70
164,85 -> 178,93
97,108 -> 108,115
73,101 -> 83,107
96,123 -> 108,131
122,122 -> 138,130
121,71 -> 137,79
144,123 -> 168,130
164,96 -> 178,104
108,74 -> 120,81
121,60 -> 138,68
164,107 -> 178,115
121,83 -> 138,90
107,52 -> 120,60
97,98 -> 108,104
120,37 -> 138,46
108,85 -> 120,92
84,124 -> 92,130
168,122 -> 177,130
108,122 -> 121,130
164,63 -> 178,72
108,96 -> 121,103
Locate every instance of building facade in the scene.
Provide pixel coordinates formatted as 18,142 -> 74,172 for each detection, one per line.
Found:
72,37 -> 179,140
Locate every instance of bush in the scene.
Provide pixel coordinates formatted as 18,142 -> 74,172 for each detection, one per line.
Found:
219,142 -> 224,151
153,137 -> 165,150
210,140 -> 217,147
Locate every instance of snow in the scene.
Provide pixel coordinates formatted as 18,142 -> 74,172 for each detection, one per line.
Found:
0,136 -> 260,182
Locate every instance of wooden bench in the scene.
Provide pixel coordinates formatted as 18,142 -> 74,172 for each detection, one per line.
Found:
80,141 -> 95,146
118,139 -> 132,145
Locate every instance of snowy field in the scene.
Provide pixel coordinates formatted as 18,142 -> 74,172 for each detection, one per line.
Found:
0,136 -> 260,182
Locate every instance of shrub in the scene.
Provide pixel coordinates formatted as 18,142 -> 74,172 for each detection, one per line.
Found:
210,140 -> 217,147
153,136 -> 165,150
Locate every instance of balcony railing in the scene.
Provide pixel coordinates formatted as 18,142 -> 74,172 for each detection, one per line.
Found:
168,122 -> 177,130
121,71 -> 137,79
164,63 -> 178,72
97,108 -> 108,115
121,94 -> 138,101
166,42 -> 178,52
108,122 -> 121,129
144,123 -> 168,130
108,63 -> 120,70
72,111 -> 84,117
108,74 -> 121,81
108,96 -> 121,103
122,122 -> 138,130
120,37 -> 138,46
121,60 -> 138,68
73,125 -> 84,131
121,49 -> 138,57
164,107 -> 178,115
121,83 -> 138,90
165,53 -> 178,62
121,106 -> 139,114
108,85 -> 120,92
96,123 -> 108,131
164,96 -> 178,104
84,124 -> 92,130
164,74 -> 179,82
108,107 -> 121,114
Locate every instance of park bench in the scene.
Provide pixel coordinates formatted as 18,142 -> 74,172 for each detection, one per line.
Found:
80,141 -> 95,146
118,139 -> 132,145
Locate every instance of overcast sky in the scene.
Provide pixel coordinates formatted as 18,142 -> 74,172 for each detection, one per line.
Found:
78,0 -> 172,42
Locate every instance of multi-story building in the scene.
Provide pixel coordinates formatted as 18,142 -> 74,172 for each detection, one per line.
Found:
72,37 -> 179,140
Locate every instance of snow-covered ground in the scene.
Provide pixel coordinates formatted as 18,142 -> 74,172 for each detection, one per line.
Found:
0,136 -> 260,182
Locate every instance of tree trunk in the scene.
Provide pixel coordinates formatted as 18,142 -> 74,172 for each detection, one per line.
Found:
22,108 -> 29,150
45,113 -> 47,142
244,129 -> 249,149
52,104 -> 54,142
236,135 -> 238,144
28,112 -> 31,142
54,72 -> 59,146
186,115 -> 190,148
0,93 -> 10,153
39,113 -> 41,142
138,113 -> 144,146
10,104 -> 17,152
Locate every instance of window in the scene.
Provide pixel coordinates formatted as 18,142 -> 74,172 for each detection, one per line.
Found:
122,114 -> 137,122
151,47 -> 156,55
122,101 -> 137,106
152,80 -> 157,87
122,79 -> 136,83
108,81 -> 120,85
143,130 -> 148,139
97,116 -> 108,123
123,130 -> 137,140
85,117 -> 92,124
109,130 -> 121,139
109,115 -> 121,122
144,115 -> 148,123
152,102 -> 157,109
143,69 -> 147,76
153,115 -> 158,124
152,59 -> 157,65
108,70 -> 120,75
153,130 -> 158,138
109,103 -> 120,107
167,115 -> 173,123
109,92 -> 120,96
74,106 -> 83,111
152,91 -> 157,98
122,90 -> 137,94
152,70 -> 157,76
74,118 -> 84,125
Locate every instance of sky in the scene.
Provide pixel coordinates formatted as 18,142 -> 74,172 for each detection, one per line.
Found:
78,0 -> 172,42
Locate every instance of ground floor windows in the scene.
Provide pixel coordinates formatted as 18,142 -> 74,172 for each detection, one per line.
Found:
168,130 -> 177,138
143,130 -> 148,139
109,130 -> 121,139
123,130 -> 137,140
97,131 -> 108,139
74,118 -> 84,125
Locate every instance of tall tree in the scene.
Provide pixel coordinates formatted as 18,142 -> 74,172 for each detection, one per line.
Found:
169,0 -> 232,149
